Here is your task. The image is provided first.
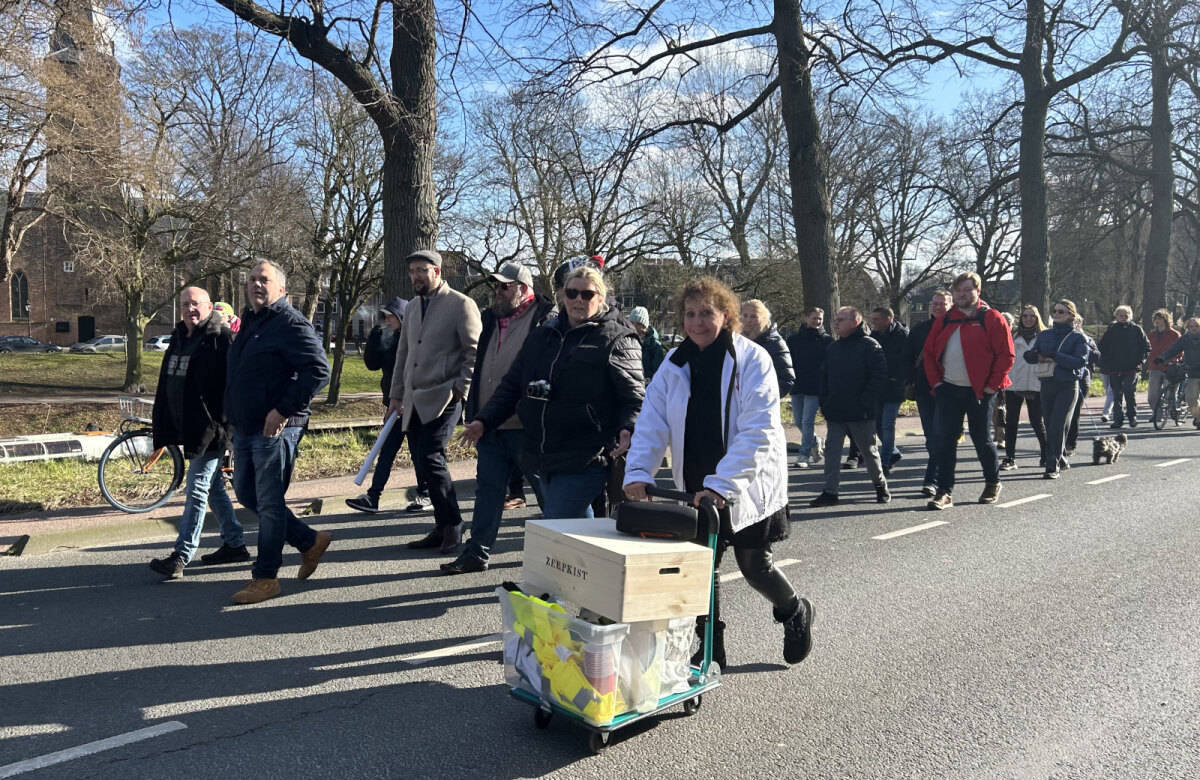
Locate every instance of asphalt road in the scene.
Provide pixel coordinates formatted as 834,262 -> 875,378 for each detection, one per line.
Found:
2,412 -> 1198,779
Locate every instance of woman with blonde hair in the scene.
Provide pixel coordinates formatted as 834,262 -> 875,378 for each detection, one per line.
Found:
1001,305 -> 1048,469
463,266 -> 644,518
1023,299 -> 1089,478
624,277 -> 814,668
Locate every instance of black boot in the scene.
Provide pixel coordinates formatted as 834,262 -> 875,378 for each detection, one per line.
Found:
776,597 -> 815,665
690,617 -> 726,668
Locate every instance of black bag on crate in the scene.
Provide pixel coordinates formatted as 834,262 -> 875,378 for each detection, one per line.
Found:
612,500 -> 699,541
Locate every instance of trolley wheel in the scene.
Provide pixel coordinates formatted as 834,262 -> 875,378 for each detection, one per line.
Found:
587,731 -> 610,755
683,695 -> 703,716
97,431 -> 184,513
534,708 -> 553,730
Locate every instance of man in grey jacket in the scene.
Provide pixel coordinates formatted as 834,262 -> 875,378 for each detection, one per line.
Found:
388,250 -> 482,555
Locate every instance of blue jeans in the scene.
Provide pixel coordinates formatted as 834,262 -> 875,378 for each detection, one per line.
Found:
175,450 -> 242,563
233,427 -> 317,580
933,384 -> 1000,494
791,394 -> 820,456
541,466 -> 609,520
915,389 -> 939,487
877,400 -> 901,468
465,429 -> 541,562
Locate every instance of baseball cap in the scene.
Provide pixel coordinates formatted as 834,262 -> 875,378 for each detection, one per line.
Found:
489,262 -> 534,288
213,301 -> 234,316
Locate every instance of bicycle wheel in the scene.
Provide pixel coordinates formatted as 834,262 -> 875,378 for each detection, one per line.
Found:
1153,386 -> 1170,430
98,430 -> 185,513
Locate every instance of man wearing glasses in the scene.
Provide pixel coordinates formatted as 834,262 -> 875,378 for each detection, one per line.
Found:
442,263 -> 555,574
387,250 -> 482,554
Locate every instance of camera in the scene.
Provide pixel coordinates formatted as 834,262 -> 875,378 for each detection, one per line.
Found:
526,379 -> 552,401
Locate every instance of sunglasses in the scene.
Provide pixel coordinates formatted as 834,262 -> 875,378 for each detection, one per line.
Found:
1053,309 -> 1069,315
564,288 -> 598,301
494,282 -> 513,291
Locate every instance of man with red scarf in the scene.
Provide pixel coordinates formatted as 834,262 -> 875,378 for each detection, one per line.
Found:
923,272 -> 1015,510
442,262 -> 556,575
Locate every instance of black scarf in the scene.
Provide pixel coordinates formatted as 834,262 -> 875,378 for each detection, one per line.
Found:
673,329 -> 734,493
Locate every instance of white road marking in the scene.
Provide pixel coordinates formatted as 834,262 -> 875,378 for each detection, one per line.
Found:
1154,458 -> 1191,468
997,494 -> 1053,508
0,721 -> 187,778
720,557 -> 799,583
872,521 -> 948,541
1087,473 -> 1130,485
0,724 -> 69,739
399,635 -> 502,666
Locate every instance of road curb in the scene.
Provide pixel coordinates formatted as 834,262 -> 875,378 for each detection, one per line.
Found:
3,477 -> 481,556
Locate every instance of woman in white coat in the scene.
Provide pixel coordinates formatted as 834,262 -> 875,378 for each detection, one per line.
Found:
623,277 -> 814,668
1002,305 -> 1049,469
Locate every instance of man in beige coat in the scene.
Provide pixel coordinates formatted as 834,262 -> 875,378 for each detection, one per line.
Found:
388,250 -> 482,554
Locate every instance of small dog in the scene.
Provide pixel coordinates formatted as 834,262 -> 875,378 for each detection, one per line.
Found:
1092,432 -> 1128,465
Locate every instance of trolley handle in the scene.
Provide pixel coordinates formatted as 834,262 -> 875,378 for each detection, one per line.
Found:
643,486 -> 720,536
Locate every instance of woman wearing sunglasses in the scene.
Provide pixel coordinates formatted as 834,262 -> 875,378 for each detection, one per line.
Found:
622,277 -> 814,668
462,266 -> 644,518
1023,299 -> 1089,478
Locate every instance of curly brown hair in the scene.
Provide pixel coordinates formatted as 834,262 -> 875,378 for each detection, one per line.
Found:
675,277 -> 742,334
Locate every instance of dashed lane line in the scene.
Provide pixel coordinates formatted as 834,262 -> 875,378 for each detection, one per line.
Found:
872,521 -> 949,541
1154,458 -> 1192,468
1086,473 -> 1130,485
0,721 -> 187,779
996,494 -> 1053,509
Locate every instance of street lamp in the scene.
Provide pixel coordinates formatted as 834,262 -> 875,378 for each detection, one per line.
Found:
25,304 -> 31,338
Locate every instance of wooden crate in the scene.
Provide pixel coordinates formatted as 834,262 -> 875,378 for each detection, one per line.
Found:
522,517 -> 713,622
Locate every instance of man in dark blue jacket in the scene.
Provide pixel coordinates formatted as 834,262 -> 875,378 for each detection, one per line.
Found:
226,260 -> 331,605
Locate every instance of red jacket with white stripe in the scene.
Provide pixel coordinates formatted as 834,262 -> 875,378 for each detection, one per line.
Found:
923,301 -> 1015,399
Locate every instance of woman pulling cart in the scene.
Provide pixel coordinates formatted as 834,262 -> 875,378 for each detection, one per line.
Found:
623,276 -> 815,668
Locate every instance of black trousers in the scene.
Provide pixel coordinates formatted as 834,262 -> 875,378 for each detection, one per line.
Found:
407,403 -> 464,528
1003,390 -> 1046,462
702,508 -> 797,627
1109,373 -> 1139,423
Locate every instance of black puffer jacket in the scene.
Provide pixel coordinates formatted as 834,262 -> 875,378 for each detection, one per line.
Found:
818,329 -> 887,423
755,324 -> 795,397
1098,321 -> 1150,372
474,306 -> 644,476
871,320 -> 910,403
465,294 -> 556,421
362,325 -> 399,404
901,318 -> 935,395
786,326 -> 833,396
152,314 -> 232,458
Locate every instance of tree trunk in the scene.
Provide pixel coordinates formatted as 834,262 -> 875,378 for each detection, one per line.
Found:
1142,46 -> 1173,329
301,275 -> 320,322
123,284 -> 146,392
321,268 -> 337,352
327,342 -> 346,405
1018,2 -> 1052,317
382,0 -> 439,301
774,0 -> 838,316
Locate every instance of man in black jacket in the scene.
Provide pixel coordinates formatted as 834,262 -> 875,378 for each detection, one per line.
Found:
901,290 -> 950,496
810,307 -> 890,507
870,306 -> 910,473
1098,305 -> 1151,428
442,263 -> 554,575
226,260 -> 332,605
148,287 -> 244,580
786,308 -> 832,468
346,296 -> 431,514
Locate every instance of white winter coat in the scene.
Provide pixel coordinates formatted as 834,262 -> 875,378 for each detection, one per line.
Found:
1008,332 -> 1041,392
623,332 -> 790,533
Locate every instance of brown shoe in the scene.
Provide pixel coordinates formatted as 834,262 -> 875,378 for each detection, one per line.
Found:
298,531 -> 332,580
979,482 -> 1002,504
927,492 -> 953,511
231,578 -> 280,605
502,497 -> 526,510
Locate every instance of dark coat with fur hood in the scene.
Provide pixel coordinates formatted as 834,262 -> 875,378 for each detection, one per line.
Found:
152,314 -> 233,458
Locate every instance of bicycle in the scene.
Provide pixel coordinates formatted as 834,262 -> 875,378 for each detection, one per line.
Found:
97,396 -> 185,513
1151,363 -> 1190,430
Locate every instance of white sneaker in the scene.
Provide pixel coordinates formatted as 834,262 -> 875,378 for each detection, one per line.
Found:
812,439 -> 824,464
793,455 -> 810,469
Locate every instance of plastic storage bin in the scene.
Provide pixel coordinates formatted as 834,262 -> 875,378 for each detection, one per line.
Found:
497,588 -> 700,725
